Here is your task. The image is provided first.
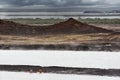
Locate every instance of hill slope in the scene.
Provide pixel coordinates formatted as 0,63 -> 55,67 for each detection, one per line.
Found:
0,18 -> 113,35
41,18 -> 113,34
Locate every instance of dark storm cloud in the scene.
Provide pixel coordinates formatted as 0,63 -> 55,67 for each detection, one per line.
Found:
0,0 -> 107,7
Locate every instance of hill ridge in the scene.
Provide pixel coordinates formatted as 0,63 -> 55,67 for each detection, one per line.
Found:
0,18 -> 114,35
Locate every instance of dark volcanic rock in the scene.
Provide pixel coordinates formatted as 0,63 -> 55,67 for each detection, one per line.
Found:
44,18 -> 113,34
0,65 -> 120,77
0,18 -> 114,35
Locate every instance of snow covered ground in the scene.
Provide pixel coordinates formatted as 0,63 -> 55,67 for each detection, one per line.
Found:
0,50 -> 120,80
0,50 -> 120,69
0,71 -> 120,80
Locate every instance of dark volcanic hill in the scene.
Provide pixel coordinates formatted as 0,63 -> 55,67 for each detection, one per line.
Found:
0,18 -> 113,35
42,18 -> 113,34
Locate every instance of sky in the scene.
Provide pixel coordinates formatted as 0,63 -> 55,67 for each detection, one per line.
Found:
0,0 -> 120,8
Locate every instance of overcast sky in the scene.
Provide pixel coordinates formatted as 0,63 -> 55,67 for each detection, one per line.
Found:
0,0 -> 120,8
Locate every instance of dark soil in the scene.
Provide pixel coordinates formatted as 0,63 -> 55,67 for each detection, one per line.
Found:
0,65 -> 120,77
0,18 -> 114,36
0,43 -> 120,51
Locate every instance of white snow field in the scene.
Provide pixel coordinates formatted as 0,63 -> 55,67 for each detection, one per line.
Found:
0,50 -> 119,69
0,71 -> 120,80
0,50 -> 120,80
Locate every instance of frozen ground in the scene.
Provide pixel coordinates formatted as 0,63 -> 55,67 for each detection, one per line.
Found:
0,71 -> 120,80
0,50 -> 120,69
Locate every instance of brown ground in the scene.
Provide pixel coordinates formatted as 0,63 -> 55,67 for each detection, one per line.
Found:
0,34 -> 108,45
0,18 -> 113,36
91,24 -> 120,32
0,18 -> 120,48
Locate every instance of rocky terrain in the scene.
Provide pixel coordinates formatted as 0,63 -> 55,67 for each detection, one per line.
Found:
0,65 -> 120,77
0,18 -> 119,51
0,18 -> 113,35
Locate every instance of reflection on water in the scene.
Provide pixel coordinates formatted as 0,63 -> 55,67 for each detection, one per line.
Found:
0,71 -> 120,80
